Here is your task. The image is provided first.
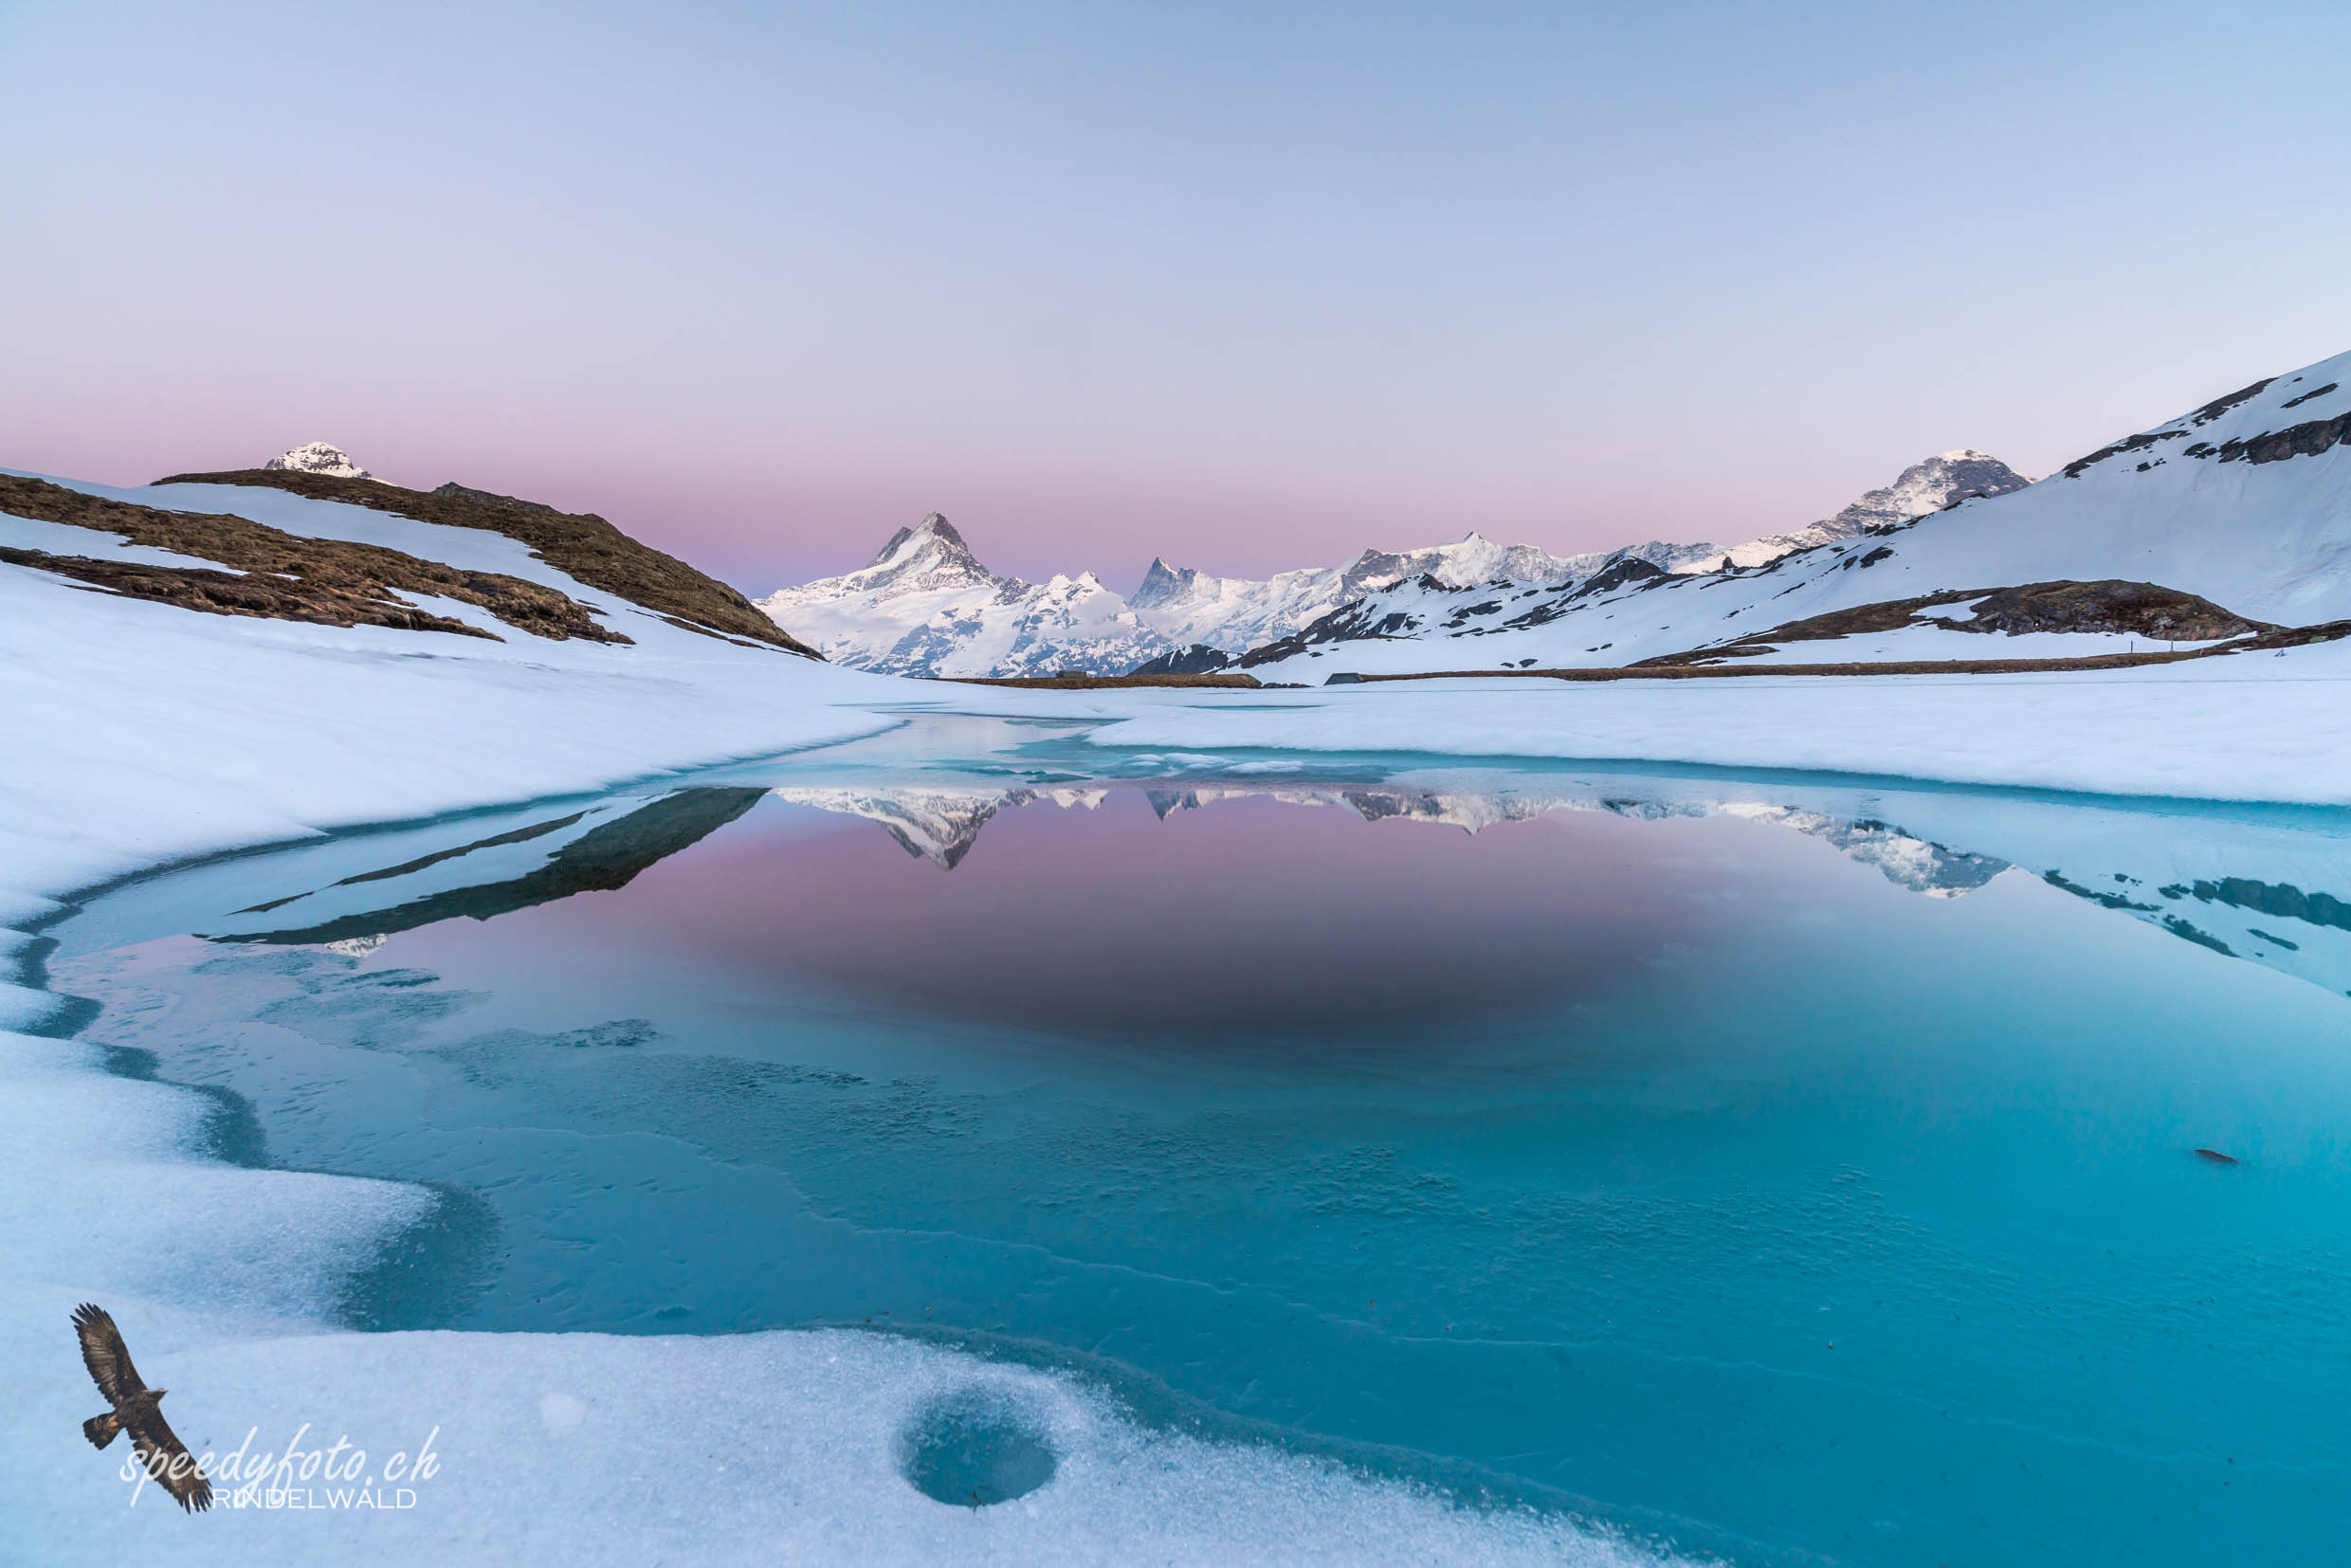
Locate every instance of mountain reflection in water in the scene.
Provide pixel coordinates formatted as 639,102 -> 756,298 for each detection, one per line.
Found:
183,767 -> 2351,1009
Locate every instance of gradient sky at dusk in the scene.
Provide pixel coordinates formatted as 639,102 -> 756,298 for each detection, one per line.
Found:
5,1 -> 2348,593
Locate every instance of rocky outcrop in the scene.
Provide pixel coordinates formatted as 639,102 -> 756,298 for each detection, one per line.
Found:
1130,643 -> 1234,675
2204,409 -> 2351,465
1950,580 -> 2266,640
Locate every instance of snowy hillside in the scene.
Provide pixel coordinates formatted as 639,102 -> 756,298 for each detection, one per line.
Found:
755,514 -> 1176,677
1232,354 -> 2351,680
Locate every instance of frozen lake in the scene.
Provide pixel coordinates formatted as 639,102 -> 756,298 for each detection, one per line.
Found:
47,719 -> 2351,1566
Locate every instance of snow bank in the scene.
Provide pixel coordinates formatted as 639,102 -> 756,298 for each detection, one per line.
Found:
9,1313 -> 1679,1566
1036,646 -> 2351,805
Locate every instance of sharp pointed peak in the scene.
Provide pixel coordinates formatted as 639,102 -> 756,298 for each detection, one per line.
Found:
912,511 -> 967,546
868,511 -> 980,568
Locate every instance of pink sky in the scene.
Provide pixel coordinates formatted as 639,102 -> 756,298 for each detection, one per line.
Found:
5,2 -> 2347,594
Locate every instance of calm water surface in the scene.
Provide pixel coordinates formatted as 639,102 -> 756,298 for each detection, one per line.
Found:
50,726 -> 2351,1566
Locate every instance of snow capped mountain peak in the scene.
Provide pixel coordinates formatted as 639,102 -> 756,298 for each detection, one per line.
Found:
755,516 -> 1171,676
823,511 -> 999,603
1704,449 -> 2032,570
870,511 -> 980,569
263,442 -> 370,479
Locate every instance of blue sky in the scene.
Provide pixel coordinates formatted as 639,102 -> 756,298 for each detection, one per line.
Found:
4,0 -> 2347,590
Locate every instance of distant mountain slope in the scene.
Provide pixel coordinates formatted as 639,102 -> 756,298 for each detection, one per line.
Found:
1230,355 -> 2351,680
155,464 -> 815,653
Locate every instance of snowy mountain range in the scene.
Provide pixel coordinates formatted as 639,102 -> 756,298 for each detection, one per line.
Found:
755,452 -> 2028,677
1230,351 -> 2351,680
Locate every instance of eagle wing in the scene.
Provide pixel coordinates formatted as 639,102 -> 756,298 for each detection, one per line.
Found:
126,1405 -> 213,1513
72,1303 -> 145,1406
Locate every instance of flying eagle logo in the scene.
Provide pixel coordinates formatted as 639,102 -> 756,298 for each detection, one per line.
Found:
73,1303 -> 213,1512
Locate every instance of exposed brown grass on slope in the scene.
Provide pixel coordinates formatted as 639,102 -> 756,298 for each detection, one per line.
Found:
0,473 -> 624,642
152,468 -> 817,655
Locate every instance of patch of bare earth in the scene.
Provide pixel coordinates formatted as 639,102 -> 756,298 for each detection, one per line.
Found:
0,473 -> 623,642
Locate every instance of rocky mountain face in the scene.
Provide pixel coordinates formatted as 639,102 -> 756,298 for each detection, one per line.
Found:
263,442 -> 371,479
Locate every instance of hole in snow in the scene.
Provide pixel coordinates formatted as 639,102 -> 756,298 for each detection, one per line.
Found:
896,1384 -> 1060,1507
